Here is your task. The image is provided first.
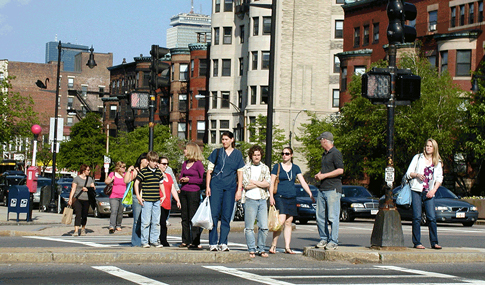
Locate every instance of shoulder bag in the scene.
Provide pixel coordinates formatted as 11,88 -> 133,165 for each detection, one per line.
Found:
273,163 -> 281,194
104,173 -> 114,196
72,176 -> 88,204
397,154 -> 420,207
210,148 -> 221,177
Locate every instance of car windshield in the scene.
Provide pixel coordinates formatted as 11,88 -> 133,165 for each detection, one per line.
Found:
435,186 -> 458,199
7,177 -> 24,185
343,186 -> 373,198
37,179 -> 51,187
295,185 -> 318,198
96,188 -> 108,198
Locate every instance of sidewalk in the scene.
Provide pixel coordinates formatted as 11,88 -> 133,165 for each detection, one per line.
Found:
1,206 -> 485,264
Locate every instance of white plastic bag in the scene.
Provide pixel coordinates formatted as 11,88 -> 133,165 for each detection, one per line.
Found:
191,197 -> 213,230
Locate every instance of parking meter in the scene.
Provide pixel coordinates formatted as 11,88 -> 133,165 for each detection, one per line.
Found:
27,166 -> 38,193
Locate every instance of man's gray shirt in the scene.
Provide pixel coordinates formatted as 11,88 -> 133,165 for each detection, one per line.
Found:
319,146 -> 344,193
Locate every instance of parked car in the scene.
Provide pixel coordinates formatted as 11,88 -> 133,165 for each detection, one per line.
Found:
58,182 -> 73,213
340,185 -> 379,222
381,185 -> 479,227
88,183 -> 133,218
0,170 -> 27,206
294,184 -> 319,224
19,177 -> 52,206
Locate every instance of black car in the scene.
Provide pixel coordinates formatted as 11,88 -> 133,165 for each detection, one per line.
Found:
294,184 -> 319,224
340,185 -> 379,222
0,171 -> 27,206
384,185 -> 479,227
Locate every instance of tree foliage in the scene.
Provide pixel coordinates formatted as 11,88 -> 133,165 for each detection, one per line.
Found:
0,76 -> 39,145
36,144 -> 52,176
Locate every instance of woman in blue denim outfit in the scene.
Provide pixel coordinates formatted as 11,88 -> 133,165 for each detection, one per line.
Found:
124,152 -> 148,247
241,145 -> 271,258
406,138 -> 443,249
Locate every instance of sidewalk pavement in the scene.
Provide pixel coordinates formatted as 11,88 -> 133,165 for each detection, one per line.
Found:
1,206 -> 485,264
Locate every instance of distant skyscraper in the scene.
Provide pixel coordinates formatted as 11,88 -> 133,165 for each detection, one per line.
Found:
45,41 -> 89,72
166,12 -> 211,48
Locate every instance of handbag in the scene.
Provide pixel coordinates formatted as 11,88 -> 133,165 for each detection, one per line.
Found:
191,197 -> 213,230
104,174 -> 113,196
268,205 -> 283,232
396,182 -> 412,206
273,163 -> 281,194
61,205 -> 73,224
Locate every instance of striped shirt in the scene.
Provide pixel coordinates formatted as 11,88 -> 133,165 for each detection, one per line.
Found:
136,167 -> 163,202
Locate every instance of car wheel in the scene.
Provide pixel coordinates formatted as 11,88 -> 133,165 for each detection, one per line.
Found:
298,219 -> 308,224
340,207 -> 354,222
420,211 -> 428,226
462,221 -> 474,227
94,206 -> 100,218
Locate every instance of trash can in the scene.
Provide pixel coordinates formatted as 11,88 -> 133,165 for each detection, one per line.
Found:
40,185 -> 52,212
7,185 -> 31,222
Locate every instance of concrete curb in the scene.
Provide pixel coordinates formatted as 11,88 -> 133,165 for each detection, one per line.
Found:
303,246 -> 485,264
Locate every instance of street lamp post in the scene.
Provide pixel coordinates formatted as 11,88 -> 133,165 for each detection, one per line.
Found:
289,109 -> 307,148
46,40 -> 97,212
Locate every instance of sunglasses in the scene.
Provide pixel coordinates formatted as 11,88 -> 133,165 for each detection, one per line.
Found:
160,162 -> 168,166
281,152 -> 291,156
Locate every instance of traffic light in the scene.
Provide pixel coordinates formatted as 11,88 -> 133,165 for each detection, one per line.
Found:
149,45 -> 170,91
395,69 -> 421,101
362,68 -> 391,102
387,0 -> 417,44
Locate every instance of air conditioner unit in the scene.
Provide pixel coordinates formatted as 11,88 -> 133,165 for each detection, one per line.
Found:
429,23 -> 437,31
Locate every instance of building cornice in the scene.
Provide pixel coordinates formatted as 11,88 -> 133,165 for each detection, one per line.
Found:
188,43 -> 208,51
342,0 -> 386,12
336,49 -> 373,60
433,30 -> 480,41
170,48 -> 191,55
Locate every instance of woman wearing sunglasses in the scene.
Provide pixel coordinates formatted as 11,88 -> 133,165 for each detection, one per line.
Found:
158,156 -> 181,247
269,147 -> 315,254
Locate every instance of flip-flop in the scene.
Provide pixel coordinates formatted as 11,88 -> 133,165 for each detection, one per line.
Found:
249,252 -> 256,258
414,244 -> 425,249
432,244 -> 442,250
269,245 -> 276,254
285,248 -> 296,254
260,252 -> 269,258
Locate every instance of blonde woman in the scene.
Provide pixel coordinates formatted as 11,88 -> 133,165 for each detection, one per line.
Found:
406,138 -> 443,249
105,161 -> 128,234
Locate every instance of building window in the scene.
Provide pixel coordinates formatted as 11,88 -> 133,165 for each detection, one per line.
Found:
213,59 -> 219,77
469,3 -> 475,24
440,51 -> 448,73
429,10 -> 437,31
335,20 -> 343,39
179,64 -> 188,81
341,67 -> 347,92
260,86 -> 268,104
460,5 -> 465,26
456,50 -> 471,76
199,59 -> 207,77
68,77 -> 74,89
353,27 -> 360,47
336,0 -> 344,4
262,51 -> 270,70
143,72 -> 150,87
354,66 -> 366,76
221,91 -> 230,109
211,120 -> 217,129
99,86 -> 105,96
253,17 -> 259,36
240,25 -> 245,43
220,120 -> 229,129
178,123 -> 186,139
224,0 -> 233,12
81,85 -> 87,97
66,117 -> 73,126
363,25 -> 369,45
252,51 -> 258,70
179,94 -> 187,112
211,131 -> 217,144
237,90 -> 243,110
197,121 -> 205,140
263,16 -> 271,35
215,0 -> 220,12
109,105 -> 117,119
373,23 -> 379,43
197,93 -> 206,108
171,64 -> 174,81
428,56 -> 437,67
223,27 -> 232,44
214,27 -> 220,45
451,7 -> 456,28
222,59 -> 231,76
333,56 -> 340,73
67,97 -> 74,109
479,1 -> 483,22
332,89 -> 340,108
239,57 -> 244,76
212,91 -> 218,109
250,86 -> 256,105
191,60 -> 194,77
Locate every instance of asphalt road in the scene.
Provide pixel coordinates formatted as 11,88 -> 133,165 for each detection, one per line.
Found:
1,261 -> 485,284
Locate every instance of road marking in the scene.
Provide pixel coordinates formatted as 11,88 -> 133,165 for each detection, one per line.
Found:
92,266 -> 168,285
378,265 -> 485,284
24,236 -> 112,247
204,266 -> 293,285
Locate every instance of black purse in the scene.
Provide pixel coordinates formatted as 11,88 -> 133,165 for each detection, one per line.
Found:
104,173 -> 114,195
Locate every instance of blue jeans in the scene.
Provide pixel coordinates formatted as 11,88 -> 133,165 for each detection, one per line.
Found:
316,189 -> 341,245
411,190 -> 438,247
140,200 -> 161,245
209,188 -> 235,246
131,199 -> 142,247
244,198 -> 268,253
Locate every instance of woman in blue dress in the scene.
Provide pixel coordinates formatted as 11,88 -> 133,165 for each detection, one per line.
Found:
269,147 -> 315,254
206,131 -> 245,252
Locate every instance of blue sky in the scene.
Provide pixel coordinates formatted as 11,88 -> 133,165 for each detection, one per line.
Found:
0,0 -> 212,65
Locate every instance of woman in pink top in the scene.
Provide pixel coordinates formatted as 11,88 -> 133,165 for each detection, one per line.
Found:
105,161 -> 128,234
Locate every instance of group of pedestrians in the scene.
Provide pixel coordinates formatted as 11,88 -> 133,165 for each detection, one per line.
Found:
66,129 -> 444,253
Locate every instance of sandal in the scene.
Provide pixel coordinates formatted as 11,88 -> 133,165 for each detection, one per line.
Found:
414,244 -> 425,249
432,244 -> 442,250
179,243 -> 188,248
260,252 -> 269,258
249,252 -> 256,258
116,227 -> 122,231
284,248 -> 296,254
269,245 -> 276,254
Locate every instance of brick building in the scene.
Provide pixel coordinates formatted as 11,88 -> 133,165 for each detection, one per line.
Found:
188,43 -> 209,144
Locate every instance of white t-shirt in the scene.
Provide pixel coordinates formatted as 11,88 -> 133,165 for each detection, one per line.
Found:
245,164 -> 263,200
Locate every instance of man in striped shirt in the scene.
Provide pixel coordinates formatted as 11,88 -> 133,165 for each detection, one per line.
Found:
134,151 -> 166,248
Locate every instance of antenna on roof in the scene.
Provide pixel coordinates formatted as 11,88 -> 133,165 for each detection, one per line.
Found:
55,34 -> 58,42
190,0 -> 194,13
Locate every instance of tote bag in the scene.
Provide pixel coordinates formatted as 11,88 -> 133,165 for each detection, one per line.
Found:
122,181 -> 133,206
191,197 -> 213,230
396,183 -> 412,207
61,206 -> 73,225
268,205 -> 283,232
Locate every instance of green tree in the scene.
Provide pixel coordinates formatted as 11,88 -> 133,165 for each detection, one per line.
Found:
0,76 -> 39,145
57,112 -> 105,172
36,144 -> 52,176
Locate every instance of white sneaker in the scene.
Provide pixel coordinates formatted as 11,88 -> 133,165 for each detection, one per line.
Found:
142,244 -> 150,248
152,243 -> 163,248
219,244 -> 230,252
325,242 -> 338,250
166,220 -> 171,226
316,240 -> 327,248
209,245 -> 219,251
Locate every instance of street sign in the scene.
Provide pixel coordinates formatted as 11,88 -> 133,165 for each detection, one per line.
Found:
104,156 -> 111,164
49,117 -> 64,142
385,167 -> 395,183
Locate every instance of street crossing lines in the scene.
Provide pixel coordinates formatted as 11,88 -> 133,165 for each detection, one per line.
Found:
93,266 -> 169,285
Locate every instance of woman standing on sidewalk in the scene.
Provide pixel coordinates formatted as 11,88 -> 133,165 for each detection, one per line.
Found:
68,164 -> 95,236
125,153 -> 148,247
269,147 -> 314,254
179,142 -> 205,249
159,156 -> 181,247
406,138 -> 443,250
105,161 -> 128,234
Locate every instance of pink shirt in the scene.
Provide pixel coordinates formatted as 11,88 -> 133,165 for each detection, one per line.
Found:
109,172 -> 127,198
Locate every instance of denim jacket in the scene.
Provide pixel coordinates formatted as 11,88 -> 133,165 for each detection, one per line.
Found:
406,153 -> 443,193
241,161 -> 271,203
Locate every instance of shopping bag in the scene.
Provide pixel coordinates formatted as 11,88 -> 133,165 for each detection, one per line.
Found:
122,181 -> 133,206
61,206 -> 73,225
191,197 -> 213,230
396,183 -> 412,207
268,205 -> 283,232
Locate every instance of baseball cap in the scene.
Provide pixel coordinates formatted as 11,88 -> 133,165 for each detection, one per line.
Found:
317,132 -> 334,141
